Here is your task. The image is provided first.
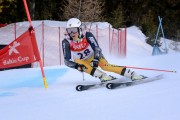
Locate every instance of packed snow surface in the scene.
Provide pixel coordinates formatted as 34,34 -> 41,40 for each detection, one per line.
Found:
0,22 -> 180,120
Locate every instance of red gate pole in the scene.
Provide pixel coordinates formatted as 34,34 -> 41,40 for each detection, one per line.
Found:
23,0 -> 48,89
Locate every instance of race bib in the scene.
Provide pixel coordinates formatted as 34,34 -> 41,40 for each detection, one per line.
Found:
70,38 -> 94,60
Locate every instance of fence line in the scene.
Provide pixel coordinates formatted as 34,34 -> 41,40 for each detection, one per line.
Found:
0,21 -> 126,67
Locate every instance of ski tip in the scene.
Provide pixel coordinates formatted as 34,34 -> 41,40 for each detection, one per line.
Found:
76,85 -> 84,91
106,83 -> 114,89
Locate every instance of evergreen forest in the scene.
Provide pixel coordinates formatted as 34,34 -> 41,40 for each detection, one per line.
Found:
0,0 -> 179,40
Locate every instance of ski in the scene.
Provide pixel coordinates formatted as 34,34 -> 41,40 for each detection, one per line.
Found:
75,74 -> 163,91
76,83 -> 105,91
75,78 -> 129,91
106,74 -> 163,89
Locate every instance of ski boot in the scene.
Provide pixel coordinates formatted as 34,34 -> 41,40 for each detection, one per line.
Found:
121,68 -> 147,81
93,69 -> 116,82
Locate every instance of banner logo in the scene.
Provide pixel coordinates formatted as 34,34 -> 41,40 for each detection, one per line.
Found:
9,41 -> 20,55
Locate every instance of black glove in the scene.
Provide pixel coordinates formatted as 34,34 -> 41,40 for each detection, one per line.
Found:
75,64 -> 86,72
90,59 -> 99,68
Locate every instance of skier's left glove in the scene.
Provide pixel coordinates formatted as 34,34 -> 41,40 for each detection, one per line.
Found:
90,59 -> 99,68
75,64 -> 87,72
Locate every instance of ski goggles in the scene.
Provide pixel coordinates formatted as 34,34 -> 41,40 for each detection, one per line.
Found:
66,27 -> 79,34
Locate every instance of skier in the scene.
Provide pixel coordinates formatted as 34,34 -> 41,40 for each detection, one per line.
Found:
62,18 -> 146,82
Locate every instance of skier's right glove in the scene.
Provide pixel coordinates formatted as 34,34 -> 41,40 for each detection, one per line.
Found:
75,64 -> 86,72
90,59 -> 99,68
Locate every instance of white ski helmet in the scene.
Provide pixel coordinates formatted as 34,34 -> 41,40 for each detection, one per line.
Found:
66,18 -> 83,39
66,18 -> 81,28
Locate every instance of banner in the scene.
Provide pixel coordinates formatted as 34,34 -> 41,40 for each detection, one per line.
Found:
0,29 -> 38,69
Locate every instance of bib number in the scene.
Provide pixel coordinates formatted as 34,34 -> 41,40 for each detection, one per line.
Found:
77,49 -> 91,59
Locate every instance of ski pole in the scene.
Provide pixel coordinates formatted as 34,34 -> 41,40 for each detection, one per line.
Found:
82,72 -> 85,81
125,66 -> 176,73
99,64 -> 177,73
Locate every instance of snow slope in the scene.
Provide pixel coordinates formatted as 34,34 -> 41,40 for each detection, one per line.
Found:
0,25 -> 180,120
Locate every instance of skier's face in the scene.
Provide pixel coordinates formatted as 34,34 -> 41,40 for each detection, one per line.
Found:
70,32 -> 79,40
66,27 -> 79,40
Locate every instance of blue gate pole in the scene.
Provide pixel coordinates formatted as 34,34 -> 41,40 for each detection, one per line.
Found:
159,16 -> 168,53
154,16 -> 162,45
152,16 -> 162,55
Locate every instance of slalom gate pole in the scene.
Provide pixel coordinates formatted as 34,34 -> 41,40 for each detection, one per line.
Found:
99,64 -> 176,73
39,60 -> 48,89
23,0 -> 48,89
22,0 -> 32,26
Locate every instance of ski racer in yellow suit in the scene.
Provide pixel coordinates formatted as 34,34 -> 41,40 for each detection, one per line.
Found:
62,18 -> 145,82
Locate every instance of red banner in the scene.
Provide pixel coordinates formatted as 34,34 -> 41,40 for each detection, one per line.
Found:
0,29 -> 38,69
